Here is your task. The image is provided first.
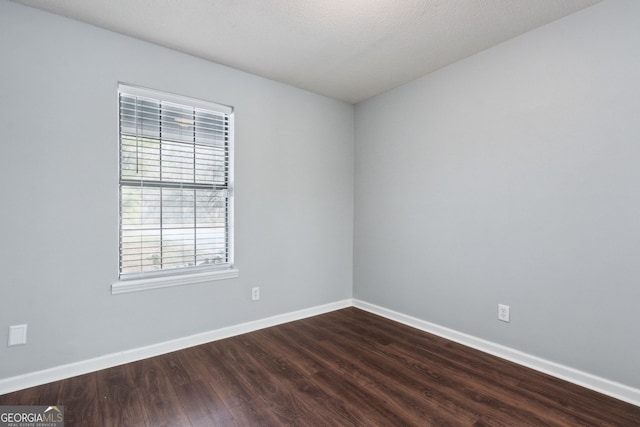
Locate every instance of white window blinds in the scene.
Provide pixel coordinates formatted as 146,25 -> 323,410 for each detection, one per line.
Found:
118,84 -> 233,278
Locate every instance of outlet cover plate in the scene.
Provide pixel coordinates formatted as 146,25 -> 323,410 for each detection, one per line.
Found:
8,324 -> 28,346
498,304 -> 510,322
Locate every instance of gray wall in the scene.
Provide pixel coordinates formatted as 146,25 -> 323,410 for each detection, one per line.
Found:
354,0 -> 640,389
3,0 -> 639,393
0,0 -> 353,379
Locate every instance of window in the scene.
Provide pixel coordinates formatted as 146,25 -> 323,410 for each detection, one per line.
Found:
116,84 -> 235,290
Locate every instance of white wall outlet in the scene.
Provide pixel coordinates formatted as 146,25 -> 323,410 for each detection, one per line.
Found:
498,304 -> 510,322
251,287 -> 260,301
8,324 -> 28,346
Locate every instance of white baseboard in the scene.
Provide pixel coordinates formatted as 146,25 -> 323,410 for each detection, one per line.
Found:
0,299 -> 352,395
353,299 -> 640,407
3,297 -> 639,409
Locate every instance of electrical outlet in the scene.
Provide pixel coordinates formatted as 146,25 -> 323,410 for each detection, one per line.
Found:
498,304 -> 510,322
251,287 -> 260,301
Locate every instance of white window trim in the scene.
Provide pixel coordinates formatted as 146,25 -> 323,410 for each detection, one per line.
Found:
112,268 -> 239,294
114,83 -> 237,294
119,84 -> 234,115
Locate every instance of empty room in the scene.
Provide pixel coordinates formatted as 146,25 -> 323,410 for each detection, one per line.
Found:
1,0 -> 639,425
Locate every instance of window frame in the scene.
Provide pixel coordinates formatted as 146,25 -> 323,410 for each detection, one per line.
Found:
112,83 -> 238,294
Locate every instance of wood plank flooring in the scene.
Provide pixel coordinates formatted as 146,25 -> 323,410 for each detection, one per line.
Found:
1,307 -> 639,426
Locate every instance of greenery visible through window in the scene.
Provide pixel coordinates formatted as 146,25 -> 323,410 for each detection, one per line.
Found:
118,84 -> 233,278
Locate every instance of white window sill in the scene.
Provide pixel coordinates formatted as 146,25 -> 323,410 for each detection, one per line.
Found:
112,268 -> 239,295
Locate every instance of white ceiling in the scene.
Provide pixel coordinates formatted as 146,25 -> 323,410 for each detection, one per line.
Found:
12,0 -> 601,103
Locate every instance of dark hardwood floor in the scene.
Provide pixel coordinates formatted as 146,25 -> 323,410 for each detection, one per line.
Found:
1,307 -> 639,426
